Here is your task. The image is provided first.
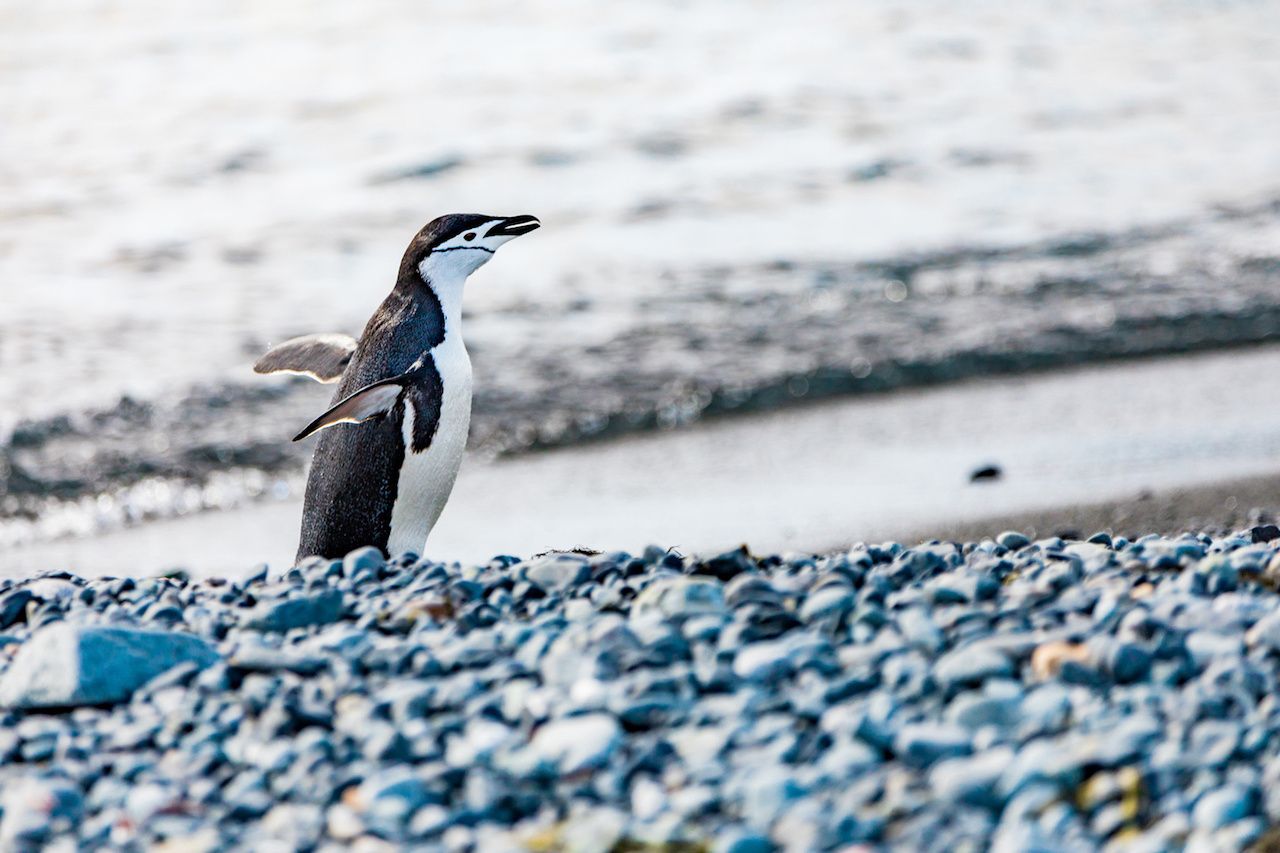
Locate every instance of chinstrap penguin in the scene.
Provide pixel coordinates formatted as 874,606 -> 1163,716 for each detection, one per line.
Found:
255,213 -> 540,560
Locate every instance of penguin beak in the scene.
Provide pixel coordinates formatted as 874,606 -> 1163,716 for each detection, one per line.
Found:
486,215 -> 541,238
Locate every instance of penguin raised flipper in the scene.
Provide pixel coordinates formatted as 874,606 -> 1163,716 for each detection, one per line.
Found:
291,367 -> 424,442
254,333 -> 358,383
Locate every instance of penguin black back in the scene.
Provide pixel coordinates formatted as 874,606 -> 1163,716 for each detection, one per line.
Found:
295,285 -> 445,560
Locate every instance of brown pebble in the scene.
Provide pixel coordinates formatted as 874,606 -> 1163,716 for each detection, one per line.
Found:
1031,641 -> 1091,679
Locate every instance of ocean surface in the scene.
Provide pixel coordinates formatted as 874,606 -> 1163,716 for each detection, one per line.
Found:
4,0 -> 1280,552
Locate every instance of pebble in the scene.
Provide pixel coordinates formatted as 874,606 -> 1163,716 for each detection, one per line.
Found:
518,713 -> 621,776
245,590 -> 344,632
0,624 -> 218,709
1192,784 -> 1256,830
632,576 -> 727,621
934,645 -> 1014,690
996,531 -> 1030,550
1029,641 -> 1091,681
523,554 -> 591,591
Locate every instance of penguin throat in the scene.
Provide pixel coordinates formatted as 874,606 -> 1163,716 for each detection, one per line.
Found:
416,267 -> 467,339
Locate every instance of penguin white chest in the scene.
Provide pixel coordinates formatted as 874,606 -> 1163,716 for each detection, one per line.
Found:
386,338 -> 472,557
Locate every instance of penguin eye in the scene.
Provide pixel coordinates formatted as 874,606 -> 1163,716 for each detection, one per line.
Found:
464,233 -> 476,241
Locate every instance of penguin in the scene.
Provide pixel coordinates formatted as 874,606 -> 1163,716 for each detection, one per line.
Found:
254,213 -> 541,561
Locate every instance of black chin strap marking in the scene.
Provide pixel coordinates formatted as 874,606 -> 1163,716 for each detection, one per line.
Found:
431,246 -> 495,255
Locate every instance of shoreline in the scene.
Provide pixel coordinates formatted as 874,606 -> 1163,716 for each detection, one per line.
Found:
7,345 -> 1280,579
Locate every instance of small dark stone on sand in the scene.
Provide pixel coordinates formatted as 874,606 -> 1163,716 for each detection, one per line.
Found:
970,464 -> 1002,482
1251,524 -> 1280,544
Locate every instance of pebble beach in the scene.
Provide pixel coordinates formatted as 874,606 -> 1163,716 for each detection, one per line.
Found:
5,531 -> 1280,850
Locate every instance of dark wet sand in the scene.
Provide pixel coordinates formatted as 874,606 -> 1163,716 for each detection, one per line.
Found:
916,473 -> 1280,547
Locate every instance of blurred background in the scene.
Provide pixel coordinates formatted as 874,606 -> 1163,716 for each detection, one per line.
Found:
4,0 -> 1280,573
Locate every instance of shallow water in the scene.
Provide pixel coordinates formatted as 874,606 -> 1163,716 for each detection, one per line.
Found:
11,345 -> 1280,577
5,0 -> 1280,547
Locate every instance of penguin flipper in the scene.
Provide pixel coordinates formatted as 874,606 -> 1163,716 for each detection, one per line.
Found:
254,333 -> 358,383
292,374 -> 410,441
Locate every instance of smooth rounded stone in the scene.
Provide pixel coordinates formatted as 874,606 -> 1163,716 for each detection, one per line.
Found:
522,554 -> 591,592
349,767 -> 440,822
258,803 -> 325,846
409,804 -> 452,839
695,548 -> 756,581
733,639 -> 795,683
0,589 -> 35,629
997,531 -> 1031,551
798,585 -> 854,624
1086,531 -> 1113,548
880,651 -> 931,701
510,713 -> 621,777
446,719 -> 517,767
1244,610 -> 1280,651
0,777 -> 84,847
895,607 -> 944,655
343,546 -> 385,578
228,644 -> 327,675
815,736 -> 881,779
1185,631 -> 1244,670
1028,641 -> 1092,682
929,746 -> 1015,807
1190,720 -> 1242,769
1102,641 -> 1151,684
893,723 -> 972,766
0,624 -> 219,709
934,646 -> 1014,691
713,826 -> 774,853
555,805 -> 628,853
1192,784 -> 1258,830
729,767 -> 807,829
998,740 -> 1086,800
724,575 -> 784,609
244,590 -> 345,632
666,725 -> 735,773
632,577 -> 727,621
946,689 -> 1023,731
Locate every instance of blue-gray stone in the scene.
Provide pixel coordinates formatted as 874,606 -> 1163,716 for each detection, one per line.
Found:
0,624 -> 219,709
1106,642 -> 1152,684
713,827 -> 774,853
897,607 -> 944,655
1190,720 -> 1242,769
229,645 -> 327,675
799,586 -> 854,623
929,746 -> 1014,807
934,646 -> 1014,691
1186,631 -> 1244,670
947,690 -> 1023,730
1192,784 -> 1257,830
894,722 -> 972,766
523,554 -> 591,591
519,713 -> 621,776
0,777 -> 83,847
0,590 -> 34,629
245,590 -> 344,632
997,531 -> 1031,550
343,546 -> 385,576
633,577 -> 727,621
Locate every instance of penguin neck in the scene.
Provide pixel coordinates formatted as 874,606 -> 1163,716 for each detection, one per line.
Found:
417,271 -> 467,343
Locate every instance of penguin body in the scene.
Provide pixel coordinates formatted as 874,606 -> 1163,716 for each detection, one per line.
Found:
256,213 -> 540,561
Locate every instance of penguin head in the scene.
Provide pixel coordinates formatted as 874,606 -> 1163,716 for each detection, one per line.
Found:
409,213 -> 540,285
